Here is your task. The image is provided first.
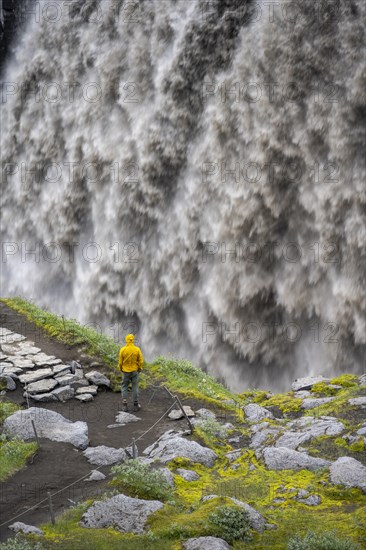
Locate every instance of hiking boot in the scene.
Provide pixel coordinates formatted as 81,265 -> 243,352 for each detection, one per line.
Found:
122,402 -> 128,412
133,402 -> 141,412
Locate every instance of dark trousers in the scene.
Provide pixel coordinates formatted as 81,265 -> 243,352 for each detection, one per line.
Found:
121,371 -> 139,402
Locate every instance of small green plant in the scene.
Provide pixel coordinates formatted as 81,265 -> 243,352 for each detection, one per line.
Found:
0,401 -> 20,424
196,417 -> 228,439
0,436 -> 37,481
0,536 -> 45,549
110,459 -> 174,501
287,530 -> 359,550
208,505 -> 252,543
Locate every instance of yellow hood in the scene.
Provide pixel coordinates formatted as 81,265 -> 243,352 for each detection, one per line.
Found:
125,334 -> 135,344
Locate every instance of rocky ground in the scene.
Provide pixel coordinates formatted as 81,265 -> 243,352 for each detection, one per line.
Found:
0,300 -> 365,549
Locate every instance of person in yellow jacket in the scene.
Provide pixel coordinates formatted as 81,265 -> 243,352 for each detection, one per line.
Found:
118,334 -> 143,412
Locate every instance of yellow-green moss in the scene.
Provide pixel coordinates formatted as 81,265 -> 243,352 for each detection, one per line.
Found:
330,374 -> 359,388
311,382 -> 340,396
261,392 -> 302,413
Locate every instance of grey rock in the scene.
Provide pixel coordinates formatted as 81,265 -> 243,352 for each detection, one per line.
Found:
3,407 -> 88,449
0,354 -> 7,361
228,436 -> 240,443
0,375 -> 16,390
356,426 -> 366,436
52,385 -> 75,402
225,449 -> 242,462
168,406 -> 195,420
15,344 -> 42,356
83,445 -> 126,466
301,397 -> 336,410
26,378 -> 58,394
348,396 -> 366,406
329,457 -> 366,493
293,390 -> 311,398
359,374 -> 366,386
10,358 -> 36,369
85,370 -> 111,387
292,376 -> 330,392
176,468 -> 200,481
33,353 -> 62,366
70,378 -> 90,389
0,365 -> 23,376
251,428 -> 280,449
76,385 -> 98,395
29,392 -> 58,402
75,393 -> 94,402
143,430 -> 218,467
1,344 -> 22,355
328,385 -> 343,390
298,495 -> 321,506
222,422 -> 234,430
244,403 -> 274,422
52,364 -> 71,376
279,416 -> 345,449
296,489 -> 309,498
195,408 -> 216,419
74,368 -> 84,379
275,431 -> 312,450
19,368 -> 54,384
54,374 -> 80,386
260,446 -> 331,471
115,411 -> 141,425
201,495 -> 267,532
85,470 -> 106,481
69,360 -> 83,372
0,332 -> 26,344
9,522 -> 44,536
80,494 -> 163,533
157,467 -> 175,486
182,537 -> 230,550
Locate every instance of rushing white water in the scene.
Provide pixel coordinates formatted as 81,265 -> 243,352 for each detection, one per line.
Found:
1,0 -> 365,391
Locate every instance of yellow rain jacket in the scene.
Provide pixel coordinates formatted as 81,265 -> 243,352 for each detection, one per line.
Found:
118,334 -> 144,373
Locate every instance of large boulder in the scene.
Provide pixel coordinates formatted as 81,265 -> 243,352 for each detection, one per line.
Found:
80,494 -> 163,533
329,457 -> 366,493
182,537 -> 230,550
260,447 -> 331,471
3,407 -> 89,449
83,445 -> 126,466
143,430 -> 218,467
243,404 -> 274,422
201,495 -> 267,532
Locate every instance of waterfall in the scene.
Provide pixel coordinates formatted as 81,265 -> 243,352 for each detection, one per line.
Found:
1,0 -> 365,391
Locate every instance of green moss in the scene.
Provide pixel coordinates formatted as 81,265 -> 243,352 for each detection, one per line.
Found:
330,375 -> 358,388
349,438 -> 365,453
311,382 -> 340,396
261,392 -> 302,413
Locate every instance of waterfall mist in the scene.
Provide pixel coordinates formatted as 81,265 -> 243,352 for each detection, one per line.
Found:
1,0 -> 365,391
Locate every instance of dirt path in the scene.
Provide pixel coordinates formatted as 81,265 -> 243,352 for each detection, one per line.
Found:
0,302 -> 212,542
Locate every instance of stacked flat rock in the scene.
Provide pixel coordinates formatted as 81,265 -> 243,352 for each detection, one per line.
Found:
0,327 -> 110,402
